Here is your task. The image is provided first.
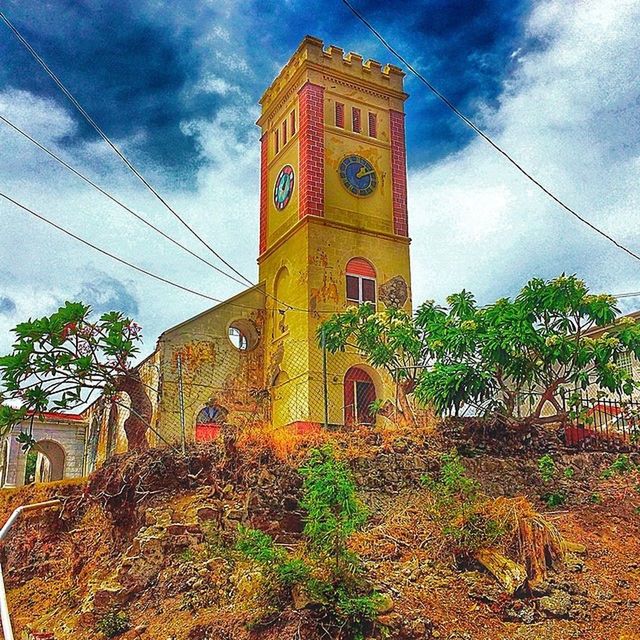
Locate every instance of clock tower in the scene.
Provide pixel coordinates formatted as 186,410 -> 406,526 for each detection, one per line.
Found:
257,36 -> 411,429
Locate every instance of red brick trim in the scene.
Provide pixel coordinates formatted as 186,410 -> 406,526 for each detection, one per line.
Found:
298,82 -> 325,219
390,110 -> 408,237
259,132 -> 268,254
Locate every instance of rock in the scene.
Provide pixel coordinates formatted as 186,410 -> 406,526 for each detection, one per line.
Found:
538,589 -> 572,618
196,506 -> 218,521
530,580 -> 551,597
167,523 -> 188,536
502,600 -> 536,624
92,586 -> 127,612
375,593 -> 394,615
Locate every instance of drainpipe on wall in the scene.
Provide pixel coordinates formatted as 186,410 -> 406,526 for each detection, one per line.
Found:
0,499 -> 61,640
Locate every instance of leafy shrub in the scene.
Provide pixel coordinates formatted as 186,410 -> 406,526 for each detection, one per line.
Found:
96,611 -> 130,638
237,446 -> 383,639
537,454 -> 557,483
236,525 -> 310,588
421,450 -> 506,555
602,454 -> 637,479
299,445 -> 367,573
537,454 -> 567,507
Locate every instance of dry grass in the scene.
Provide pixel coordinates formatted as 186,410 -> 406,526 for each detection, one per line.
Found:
234,420 -> 330,463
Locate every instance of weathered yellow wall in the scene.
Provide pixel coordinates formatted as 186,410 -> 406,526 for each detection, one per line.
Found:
257,37 -> 410,428
155,285 -> 267,445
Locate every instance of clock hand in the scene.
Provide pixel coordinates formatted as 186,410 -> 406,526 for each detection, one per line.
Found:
356,167 -> 375,179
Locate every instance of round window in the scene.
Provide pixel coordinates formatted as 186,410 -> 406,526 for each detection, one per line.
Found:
227,319 -> 259,352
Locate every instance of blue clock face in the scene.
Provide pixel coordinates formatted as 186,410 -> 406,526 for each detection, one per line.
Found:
274,165 -> 294,210
339,155 -> 377,196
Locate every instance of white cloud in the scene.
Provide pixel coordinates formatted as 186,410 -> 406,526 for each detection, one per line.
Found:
408,0 -> 640,307
0,90 -> 259,357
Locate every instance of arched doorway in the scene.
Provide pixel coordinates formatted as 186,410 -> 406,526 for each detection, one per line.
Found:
32,440 -> 66,483
344,366 -> 377,426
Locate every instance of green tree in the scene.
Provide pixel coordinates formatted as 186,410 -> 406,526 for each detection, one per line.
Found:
299,445 -> 367,574
0,301 -> 151,450
323,275 -> 640,426
320,303 -> 432,426
418,275 -> 640,423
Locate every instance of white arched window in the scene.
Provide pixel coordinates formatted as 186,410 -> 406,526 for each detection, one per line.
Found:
346,258 -> 376,305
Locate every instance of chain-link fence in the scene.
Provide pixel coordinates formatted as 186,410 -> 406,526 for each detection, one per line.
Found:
84,334 -> 424,470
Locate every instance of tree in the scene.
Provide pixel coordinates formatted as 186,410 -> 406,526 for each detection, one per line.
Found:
320,303 -> 432,426
0,301 -> 151,450
299,445 -> 367,574
417,275 -> 640,424
322,275 -> 640,426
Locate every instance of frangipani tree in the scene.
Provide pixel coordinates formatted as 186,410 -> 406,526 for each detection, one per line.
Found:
322,275 -> 640,427
321,303 -> 434,426
0,301 -> 151,450
417,275 -> 640,423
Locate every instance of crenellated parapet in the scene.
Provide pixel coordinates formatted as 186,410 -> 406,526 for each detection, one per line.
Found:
258,35 -> 406,127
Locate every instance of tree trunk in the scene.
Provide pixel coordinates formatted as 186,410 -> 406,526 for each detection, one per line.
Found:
114,372 -> 152,451
396,380 -> 417,428
474,548 -> 527,594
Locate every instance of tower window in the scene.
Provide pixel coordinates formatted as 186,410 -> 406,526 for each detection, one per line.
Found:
335,102 -> 345,128
282,119 -> 288,146
368,112 -> 377,138
275,129 -> 279,154
352,107 -> 361,133
290,110 -> 296,136
346,257 -> 376,305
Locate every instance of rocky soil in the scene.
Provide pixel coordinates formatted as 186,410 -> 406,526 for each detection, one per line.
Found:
2,425 -> 640,640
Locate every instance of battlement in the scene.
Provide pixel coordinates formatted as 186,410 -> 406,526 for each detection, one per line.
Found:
259,35 -> 406,116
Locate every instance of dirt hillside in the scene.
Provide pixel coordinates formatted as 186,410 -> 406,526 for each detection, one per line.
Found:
3,423 -> 640,640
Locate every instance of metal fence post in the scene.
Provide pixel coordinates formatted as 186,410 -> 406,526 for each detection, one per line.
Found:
321,326 -> 329,429
177,354 -> 187,455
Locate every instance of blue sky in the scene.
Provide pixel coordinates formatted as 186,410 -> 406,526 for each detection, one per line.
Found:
0,0 -> 639,356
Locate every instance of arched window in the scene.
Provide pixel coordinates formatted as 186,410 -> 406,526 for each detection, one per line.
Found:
195,402 -> 228,442
345,258 -> 376,305
273,266 -> 291,338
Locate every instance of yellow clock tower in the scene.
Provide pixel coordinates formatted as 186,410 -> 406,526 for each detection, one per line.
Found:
90,36 -> 415,464
257,36 -> 412,429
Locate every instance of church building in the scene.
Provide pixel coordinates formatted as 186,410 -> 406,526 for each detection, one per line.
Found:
91,36 -> 413,460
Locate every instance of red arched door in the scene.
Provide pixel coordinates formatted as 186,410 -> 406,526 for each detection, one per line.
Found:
344,367 -> 376,426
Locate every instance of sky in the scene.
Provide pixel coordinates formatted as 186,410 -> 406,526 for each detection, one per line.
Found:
0,0 -> 639,359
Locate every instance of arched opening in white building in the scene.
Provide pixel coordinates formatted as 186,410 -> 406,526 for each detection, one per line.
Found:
31,440 -> 66,483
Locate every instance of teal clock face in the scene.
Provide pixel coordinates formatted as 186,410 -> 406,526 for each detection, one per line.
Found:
274,165 -> 295,210
339,155 -> 377,196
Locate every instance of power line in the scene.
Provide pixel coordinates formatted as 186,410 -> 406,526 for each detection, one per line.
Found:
341,0 -> 640,264
613,292 -> 640,299
0,11 -> 306,313
0,191 -> 327,315
0,191 -> 224,304
0,9 -> 254,287
0,114 -> 249,289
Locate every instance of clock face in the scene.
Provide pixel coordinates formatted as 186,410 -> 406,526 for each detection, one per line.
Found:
339,155 -> 377,196
274,165 -> 295,210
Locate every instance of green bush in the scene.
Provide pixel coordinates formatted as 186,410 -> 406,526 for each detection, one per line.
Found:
299,445 -> 367,573
537,454 -> 568,507
537,454 -> 557,483
96,611 -> 130,638
237,446 -> 383,639
421,450 -> 505,555
602,454 -> 637,479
